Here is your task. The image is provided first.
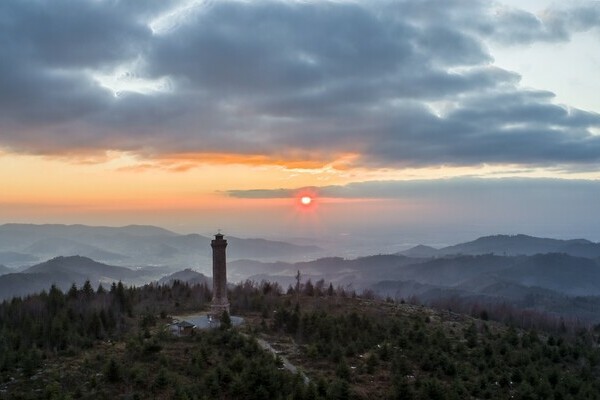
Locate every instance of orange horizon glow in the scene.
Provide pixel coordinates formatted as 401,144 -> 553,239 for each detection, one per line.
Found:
4,146 -> 600,230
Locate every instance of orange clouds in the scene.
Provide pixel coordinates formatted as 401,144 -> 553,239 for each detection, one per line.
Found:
0,150 -> 352,216
122,151 -> 361,172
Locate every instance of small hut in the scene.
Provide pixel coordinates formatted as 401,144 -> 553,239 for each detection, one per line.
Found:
170,320 -> 195,336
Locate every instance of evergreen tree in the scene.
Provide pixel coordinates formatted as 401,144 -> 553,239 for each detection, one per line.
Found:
220,310 -> 232,329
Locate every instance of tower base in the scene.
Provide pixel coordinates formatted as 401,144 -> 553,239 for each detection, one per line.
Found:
210,302 -> 230,318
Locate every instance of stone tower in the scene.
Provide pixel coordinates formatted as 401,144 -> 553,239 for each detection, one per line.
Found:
210,233 -> 229,315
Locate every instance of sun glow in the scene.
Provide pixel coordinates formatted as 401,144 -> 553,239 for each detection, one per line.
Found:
295,189 -> 318,212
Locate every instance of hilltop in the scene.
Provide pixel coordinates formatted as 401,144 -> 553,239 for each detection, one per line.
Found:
1,280 -> 600,399
157,268 -> 211,286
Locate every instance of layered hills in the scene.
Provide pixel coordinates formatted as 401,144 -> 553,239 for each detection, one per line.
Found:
0,256 -> 169,300
400,233 -> 600,258
0,264 -> 10,275
230,252 -> 600,322
0,223 -> 324,268
3,226 -> 600,322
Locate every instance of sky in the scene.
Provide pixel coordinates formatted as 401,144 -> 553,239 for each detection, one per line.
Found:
1,0 -> 600,248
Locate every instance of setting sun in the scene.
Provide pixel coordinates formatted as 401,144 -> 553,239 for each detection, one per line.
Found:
301,196 -> 312,206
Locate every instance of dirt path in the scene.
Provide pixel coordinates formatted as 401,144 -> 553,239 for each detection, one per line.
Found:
253,337 -> 310,384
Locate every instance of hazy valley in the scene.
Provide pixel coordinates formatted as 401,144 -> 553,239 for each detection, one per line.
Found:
0,223 -> 324,268
3,224 -> 600,324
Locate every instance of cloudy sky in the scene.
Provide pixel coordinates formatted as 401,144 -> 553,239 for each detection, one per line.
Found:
1,0 -> 600,246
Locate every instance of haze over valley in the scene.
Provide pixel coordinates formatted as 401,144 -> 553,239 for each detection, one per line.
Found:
4,223 -> 600,325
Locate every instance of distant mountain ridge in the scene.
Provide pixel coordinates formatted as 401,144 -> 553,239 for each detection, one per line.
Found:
0,255 -> 168,300
400,234 -> 600,258
0,223 -> 324,268
231,251 -> 600,321
0,223 -> 177,237
4,226 -> 600,321
0,251 -> 39,266
23,237 -> 129,262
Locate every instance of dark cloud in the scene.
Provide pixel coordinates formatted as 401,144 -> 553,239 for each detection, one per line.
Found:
0,1 -> 151,69
0,0 -> 599,169
484,1 -> 600,45
226,177 -> 600,200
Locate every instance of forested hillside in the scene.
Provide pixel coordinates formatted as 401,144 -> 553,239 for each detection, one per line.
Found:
1,280 -> 600,399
